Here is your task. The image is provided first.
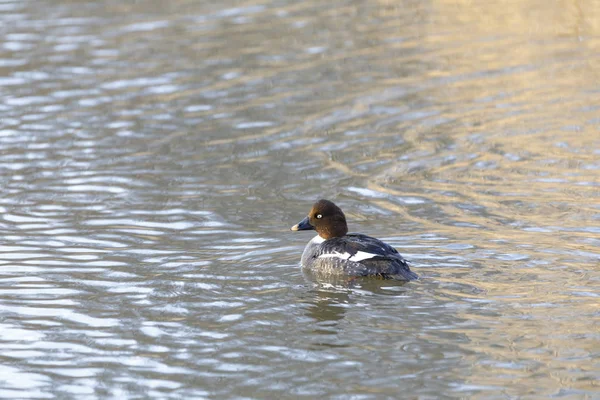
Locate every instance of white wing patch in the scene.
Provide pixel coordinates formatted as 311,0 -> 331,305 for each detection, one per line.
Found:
318,251 -> 378,261
349,251 -> 378,262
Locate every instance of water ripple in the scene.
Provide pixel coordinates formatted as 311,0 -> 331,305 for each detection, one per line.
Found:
0,0 -> 597,398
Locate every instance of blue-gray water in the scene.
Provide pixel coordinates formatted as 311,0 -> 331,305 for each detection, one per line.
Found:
0,0 -> 599,398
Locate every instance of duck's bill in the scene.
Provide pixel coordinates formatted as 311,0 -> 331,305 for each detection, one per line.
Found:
290,216 -> 314,231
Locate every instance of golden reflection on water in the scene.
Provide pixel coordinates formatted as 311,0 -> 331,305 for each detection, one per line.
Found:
336,0 -> 600,247
305,1 -> 600,394
431,0 -> 600,37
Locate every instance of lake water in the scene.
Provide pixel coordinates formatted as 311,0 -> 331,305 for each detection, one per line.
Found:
0,0 -> 599,398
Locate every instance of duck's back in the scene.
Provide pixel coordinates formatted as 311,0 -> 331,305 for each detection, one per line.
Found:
301,233 -> 417,281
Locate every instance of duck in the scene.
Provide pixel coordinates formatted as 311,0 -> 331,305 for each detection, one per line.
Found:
290,199 -> 418,281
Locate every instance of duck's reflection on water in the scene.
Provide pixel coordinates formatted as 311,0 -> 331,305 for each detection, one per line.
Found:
299,270 -> 414,337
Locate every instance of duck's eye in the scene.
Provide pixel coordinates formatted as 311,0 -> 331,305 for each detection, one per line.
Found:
316,214 -> 322,219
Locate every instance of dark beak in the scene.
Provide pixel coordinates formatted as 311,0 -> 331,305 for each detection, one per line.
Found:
290,216 -> 314,231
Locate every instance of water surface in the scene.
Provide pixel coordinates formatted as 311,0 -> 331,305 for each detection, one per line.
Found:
0,0 -> 599,398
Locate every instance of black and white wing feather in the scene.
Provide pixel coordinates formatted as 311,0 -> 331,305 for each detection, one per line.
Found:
314,233 -> 417,280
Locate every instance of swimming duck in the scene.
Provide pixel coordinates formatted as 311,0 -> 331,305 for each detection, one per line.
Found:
291,199 -> 418,281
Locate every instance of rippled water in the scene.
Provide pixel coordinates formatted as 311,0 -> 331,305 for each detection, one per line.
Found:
0,0 -> 599,398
